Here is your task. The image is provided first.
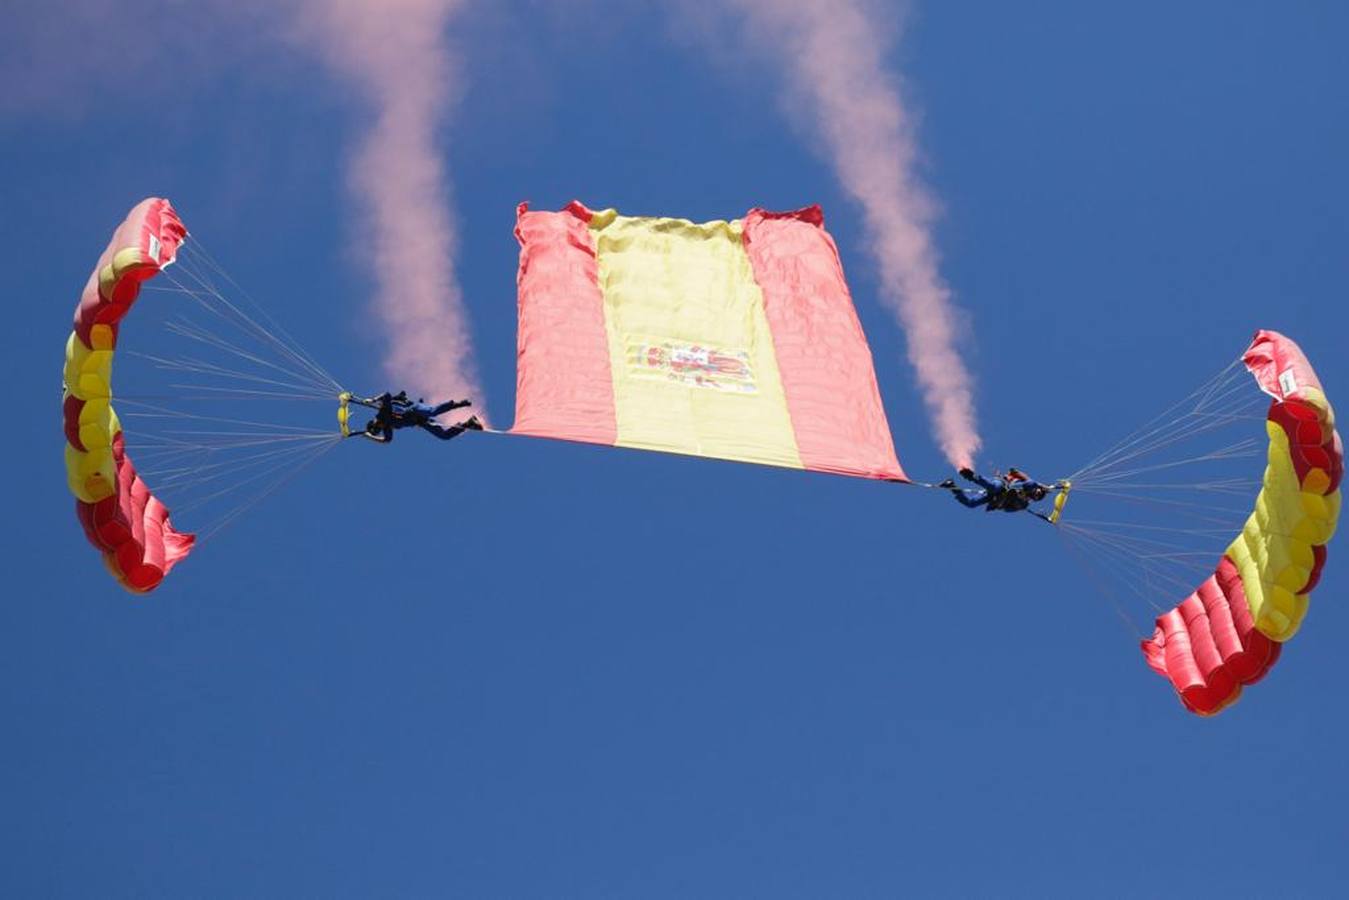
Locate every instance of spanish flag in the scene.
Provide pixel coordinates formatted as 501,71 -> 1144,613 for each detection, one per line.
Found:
511,202 -> 905,481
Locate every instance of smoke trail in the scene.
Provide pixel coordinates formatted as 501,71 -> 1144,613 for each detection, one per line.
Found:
291,0 -> 483,410
721,0 -> 979,467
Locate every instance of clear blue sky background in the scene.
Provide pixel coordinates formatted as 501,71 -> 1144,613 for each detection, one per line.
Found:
3,3 -> 1347,896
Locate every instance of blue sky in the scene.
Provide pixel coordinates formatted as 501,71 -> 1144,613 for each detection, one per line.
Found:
3,3 -> 1348,896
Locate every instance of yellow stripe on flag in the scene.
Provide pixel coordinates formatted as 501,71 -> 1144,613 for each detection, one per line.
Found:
590,211 -> 804,470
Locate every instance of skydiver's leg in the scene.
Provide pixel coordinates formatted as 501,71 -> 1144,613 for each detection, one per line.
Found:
969,472 -> 1003,492
419,421 -> 466,441
429,399 -> 471,417
952,489 -> 989,509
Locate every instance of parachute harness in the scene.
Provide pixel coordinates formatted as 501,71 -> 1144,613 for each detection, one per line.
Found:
1048,480 -> 1072,524
338,391 -> 353,437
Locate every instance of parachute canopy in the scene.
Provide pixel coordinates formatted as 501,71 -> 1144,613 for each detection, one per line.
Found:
511,202 -> 905,481
64,198 -> 194,592
1141,330 -> 1341,715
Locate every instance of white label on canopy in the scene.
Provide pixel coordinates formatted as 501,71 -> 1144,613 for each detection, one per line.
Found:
1278,368 -> 1299,397
148,235 -> 162,265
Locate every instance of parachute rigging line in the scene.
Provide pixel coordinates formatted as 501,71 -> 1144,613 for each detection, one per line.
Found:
111,237 -> 348,546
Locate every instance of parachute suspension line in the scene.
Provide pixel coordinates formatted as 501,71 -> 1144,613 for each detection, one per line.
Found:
1070,404 -> 1266,483
1054,352 -> 1276,632
135,298 -> 335,401
139,439 -> 332,487
136,319 -> 334,396
1092,416 -> 1264,486
1065,519 -> 1242,538
1059,525 -> 1154,593
1058,529 -> 1171,634
181,237 -> 343,393
1068,361 -> 1230,483
172,436 -> 338,517
115,394 -> 340,520
1070,437 -> 1264,487
137,438 -> 339,498
1057,496 -> 1252,630
116,398 -> 340,435
129,430 -> 337,456
1058,523 -> 1204,608
195,435 -> 343,543
1062,545 -> 1248,615
1056,526 -> 1149,641
1068,361 -> 1246,485
1059,488 -> 1250,523
122,385 -> 332,403
1061,526 -> 1232,582
1067,478 -> 1258,495
1076,397 -> 1265,470
141,283 -> 338,397
167,240 -> 343,394
109,236 -> 351,543
1070,385 -> 1265,486
1061,508 -> 1248,568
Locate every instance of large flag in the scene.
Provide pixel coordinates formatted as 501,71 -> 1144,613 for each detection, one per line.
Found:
511,202 -> 905,481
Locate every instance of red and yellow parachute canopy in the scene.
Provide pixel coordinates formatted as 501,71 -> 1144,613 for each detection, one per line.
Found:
63,199 -> 194,593
1142,331 -> 1341,714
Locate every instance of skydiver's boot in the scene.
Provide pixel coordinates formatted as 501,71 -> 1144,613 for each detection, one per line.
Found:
462,416 -> 484,431
937,478 -> 956,490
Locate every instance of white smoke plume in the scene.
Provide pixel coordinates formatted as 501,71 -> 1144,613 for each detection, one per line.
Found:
292,0 -> 483,411
717,0 -> 980,468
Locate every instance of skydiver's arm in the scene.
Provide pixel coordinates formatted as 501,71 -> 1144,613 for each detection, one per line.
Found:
371,393 -> 399,431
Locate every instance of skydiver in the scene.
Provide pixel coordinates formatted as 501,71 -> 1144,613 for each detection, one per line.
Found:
351,391 -> 482,444
938,467 -> 1058,520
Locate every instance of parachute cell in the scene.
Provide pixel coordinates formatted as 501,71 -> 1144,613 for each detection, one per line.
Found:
1142,331 -> 1340,714
63,199 -> 194,592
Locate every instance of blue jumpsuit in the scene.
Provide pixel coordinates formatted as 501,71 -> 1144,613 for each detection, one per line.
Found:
371,394 -> 472,442
952,472 -> 1047,513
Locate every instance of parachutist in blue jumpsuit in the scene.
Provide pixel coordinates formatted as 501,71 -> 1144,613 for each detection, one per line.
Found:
940,467 -> 1054,518
355,391 -> 482,443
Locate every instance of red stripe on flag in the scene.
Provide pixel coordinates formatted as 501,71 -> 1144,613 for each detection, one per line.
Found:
511,202 -> 617,445
744,208 -> 906,481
